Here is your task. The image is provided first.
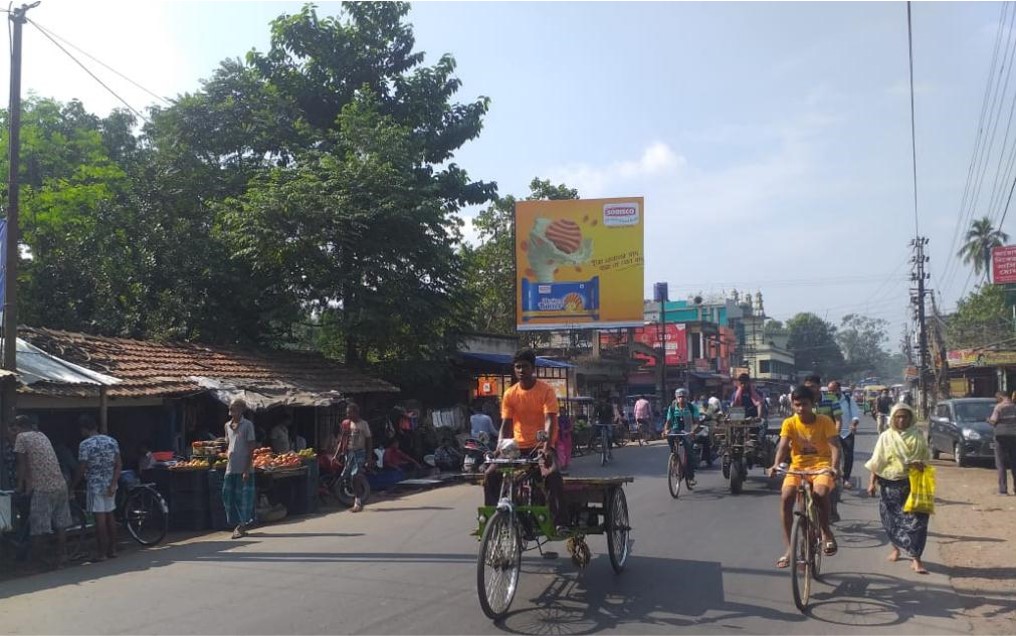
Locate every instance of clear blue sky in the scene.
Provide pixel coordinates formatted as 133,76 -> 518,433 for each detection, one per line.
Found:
3,1 -> 1008,346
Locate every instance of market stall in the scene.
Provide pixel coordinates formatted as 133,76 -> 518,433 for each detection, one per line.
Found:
142,442 -> 318,531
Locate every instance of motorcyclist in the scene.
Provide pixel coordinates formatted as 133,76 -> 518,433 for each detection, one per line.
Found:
666,388 -> 701,488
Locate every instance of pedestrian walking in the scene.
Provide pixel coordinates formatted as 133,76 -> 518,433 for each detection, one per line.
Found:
71,415 -> 121,560
223,399 -> 257,539
829,381 -> 860,488
988,392 -> 1016,495
865,403 -> 931,574
338,402 -> 372,513
10,415 -> 72,568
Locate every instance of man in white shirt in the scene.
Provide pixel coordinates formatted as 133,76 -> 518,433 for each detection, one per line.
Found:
470,403 -> 496,443
828,381 -> 860,488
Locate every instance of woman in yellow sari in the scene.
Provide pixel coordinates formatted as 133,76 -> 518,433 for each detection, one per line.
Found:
864,403 -> 932,574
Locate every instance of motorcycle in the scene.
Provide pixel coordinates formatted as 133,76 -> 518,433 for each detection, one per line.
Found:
461,433 -> 492,473
691,415 -> 717,467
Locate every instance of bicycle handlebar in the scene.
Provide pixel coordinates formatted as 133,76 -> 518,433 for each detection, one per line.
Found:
774,465 -> 836,477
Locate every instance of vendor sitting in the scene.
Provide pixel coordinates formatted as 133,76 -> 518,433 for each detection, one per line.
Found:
383,439 -> 423,474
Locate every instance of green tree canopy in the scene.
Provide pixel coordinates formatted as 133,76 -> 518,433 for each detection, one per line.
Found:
836,314 -> 890,378
946,283 -> 1014,349
786,312 -> 845,379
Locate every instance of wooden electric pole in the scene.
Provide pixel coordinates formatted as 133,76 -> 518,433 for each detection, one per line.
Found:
2,2 -> 39,425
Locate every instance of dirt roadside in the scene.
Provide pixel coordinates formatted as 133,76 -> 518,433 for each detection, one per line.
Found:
927,446 -> 1016,634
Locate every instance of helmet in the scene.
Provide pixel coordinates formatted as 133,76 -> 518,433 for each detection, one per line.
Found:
675,388 -> 688,398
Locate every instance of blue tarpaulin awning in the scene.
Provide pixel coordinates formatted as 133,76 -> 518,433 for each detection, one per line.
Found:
458,352 -> 573,368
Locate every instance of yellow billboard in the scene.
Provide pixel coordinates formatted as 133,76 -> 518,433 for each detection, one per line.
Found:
515,197 -> 644,331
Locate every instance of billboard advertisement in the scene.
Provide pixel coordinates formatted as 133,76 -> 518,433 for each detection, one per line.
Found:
992,245 -> 1016,284
515,197 -> 645,331
632,324 -> 688,366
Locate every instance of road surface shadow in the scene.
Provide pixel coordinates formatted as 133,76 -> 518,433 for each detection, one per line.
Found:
496,554 -> 805,635
803,570 -> 1016,627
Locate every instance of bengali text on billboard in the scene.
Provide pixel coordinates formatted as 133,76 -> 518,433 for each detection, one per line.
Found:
515,197 -> 645,331
992,245 -> 1016,284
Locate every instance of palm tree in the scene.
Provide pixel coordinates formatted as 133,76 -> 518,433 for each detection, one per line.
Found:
958,217 -> 1010,282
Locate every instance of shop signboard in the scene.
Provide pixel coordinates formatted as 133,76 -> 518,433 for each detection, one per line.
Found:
476,376 -> 502,397
632,323 -> 688,366
992,245 -> 1016,284
515,197 -> 645,331
544,378 -> 569,399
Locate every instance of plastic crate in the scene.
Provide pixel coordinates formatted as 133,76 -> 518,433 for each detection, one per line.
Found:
169,509 -> 209,531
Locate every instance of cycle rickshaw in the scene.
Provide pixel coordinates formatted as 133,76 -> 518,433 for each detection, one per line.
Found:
471,449 -> 633,621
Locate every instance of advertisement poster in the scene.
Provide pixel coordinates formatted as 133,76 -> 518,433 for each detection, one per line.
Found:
515,197 -> 645,331
992,245 -> 1016,284
631,324 -> 688,366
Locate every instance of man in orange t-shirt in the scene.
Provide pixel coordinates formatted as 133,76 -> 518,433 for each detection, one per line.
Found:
483,348 -> 567,533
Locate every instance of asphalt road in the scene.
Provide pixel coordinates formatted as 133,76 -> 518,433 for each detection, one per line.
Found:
0,415 -> 974,635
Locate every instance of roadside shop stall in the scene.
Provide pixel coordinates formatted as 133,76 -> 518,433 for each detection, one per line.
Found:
16,327 -> 399,532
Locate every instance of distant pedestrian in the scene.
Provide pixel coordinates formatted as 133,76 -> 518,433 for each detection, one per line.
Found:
71,415 -> 121,560
865,403 -> 931,574
337,402 -> 372,513
875,389 -> 893,434
11,415 -> 71,568
223,399 -> 256,539
988,391 -> 1016,495
469,402 -> 496,442
829,381 -> 860,488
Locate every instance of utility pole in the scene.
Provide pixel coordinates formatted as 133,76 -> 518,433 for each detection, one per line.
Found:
910,237 -> 930,417
0,2 -> 38,488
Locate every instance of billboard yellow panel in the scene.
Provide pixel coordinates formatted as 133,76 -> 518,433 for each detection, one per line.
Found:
515,197 -> 644,331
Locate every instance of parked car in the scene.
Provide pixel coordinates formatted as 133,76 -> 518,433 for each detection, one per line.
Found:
928,398 -> 997,467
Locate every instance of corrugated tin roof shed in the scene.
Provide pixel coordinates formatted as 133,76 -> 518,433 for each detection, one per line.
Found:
18,327 -> 398,404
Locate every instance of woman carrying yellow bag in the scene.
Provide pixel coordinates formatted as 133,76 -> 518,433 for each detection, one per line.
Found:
864,403 -> 932,574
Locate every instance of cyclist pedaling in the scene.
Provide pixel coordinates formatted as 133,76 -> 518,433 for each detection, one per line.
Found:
768,386 -> 842,569
666,388 -> 702,488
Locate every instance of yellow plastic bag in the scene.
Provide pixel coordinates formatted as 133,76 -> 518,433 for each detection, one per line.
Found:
904,464 -> 935,515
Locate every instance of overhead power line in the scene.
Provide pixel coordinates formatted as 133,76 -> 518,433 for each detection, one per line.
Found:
907,1 -> 920,236
26,18 -> 148,122
28,19 -> 172,107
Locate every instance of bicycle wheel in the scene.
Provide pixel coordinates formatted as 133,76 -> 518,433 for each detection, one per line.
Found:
810,521 -> 823,581
790,513 -> 812,612
606,487 -> 630,573
124,486 -> 168,546
477,510 -> 522,621
600,427 -> 609,466
67,500 -> 89,562
668,452 -> 683,499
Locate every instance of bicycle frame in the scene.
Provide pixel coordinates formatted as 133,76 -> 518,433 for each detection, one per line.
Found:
476,458 -> 555,543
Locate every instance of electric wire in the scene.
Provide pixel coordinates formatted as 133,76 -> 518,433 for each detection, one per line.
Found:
939,3 -> 1013,290
907,1 -> 920,236
26,19 -> 149,122
28,19 -> 172,107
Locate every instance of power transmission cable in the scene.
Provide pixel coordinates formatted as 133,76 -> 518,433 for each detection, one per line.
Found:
907,1 -> 920,236
939,3 -> 1013,289
956,5 -> 1016,252
28,19 -> 172,107
26,19 -> 148,122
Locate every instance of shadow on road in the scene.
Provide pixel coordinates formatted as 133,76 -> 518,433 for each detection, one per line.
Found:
804,570 -> 1016,628
496,554 -> 805,635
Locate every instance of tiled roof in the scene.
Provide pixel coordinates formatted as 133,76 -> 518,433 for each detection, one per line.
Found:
18,327 -> 399,400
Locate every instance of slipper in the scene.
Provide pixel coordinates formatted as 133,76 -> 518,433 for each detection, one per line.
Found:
914,567 -> 929,575
776,556 -> 790,569
823,539 -> 838,556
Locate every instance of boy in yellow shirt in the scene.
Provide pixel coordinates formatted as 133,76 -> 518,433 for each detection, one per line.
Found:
768,386 -> 842,569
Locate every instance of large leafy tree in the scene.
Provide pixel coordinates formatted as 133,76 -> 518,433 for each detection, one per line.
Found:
946,283 -> 1014,349
958,217 -> 1009,282
217,2 -> 494,362
786,312 -> 845,379
462,178 -> 579,335
836,314 -> 890,378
